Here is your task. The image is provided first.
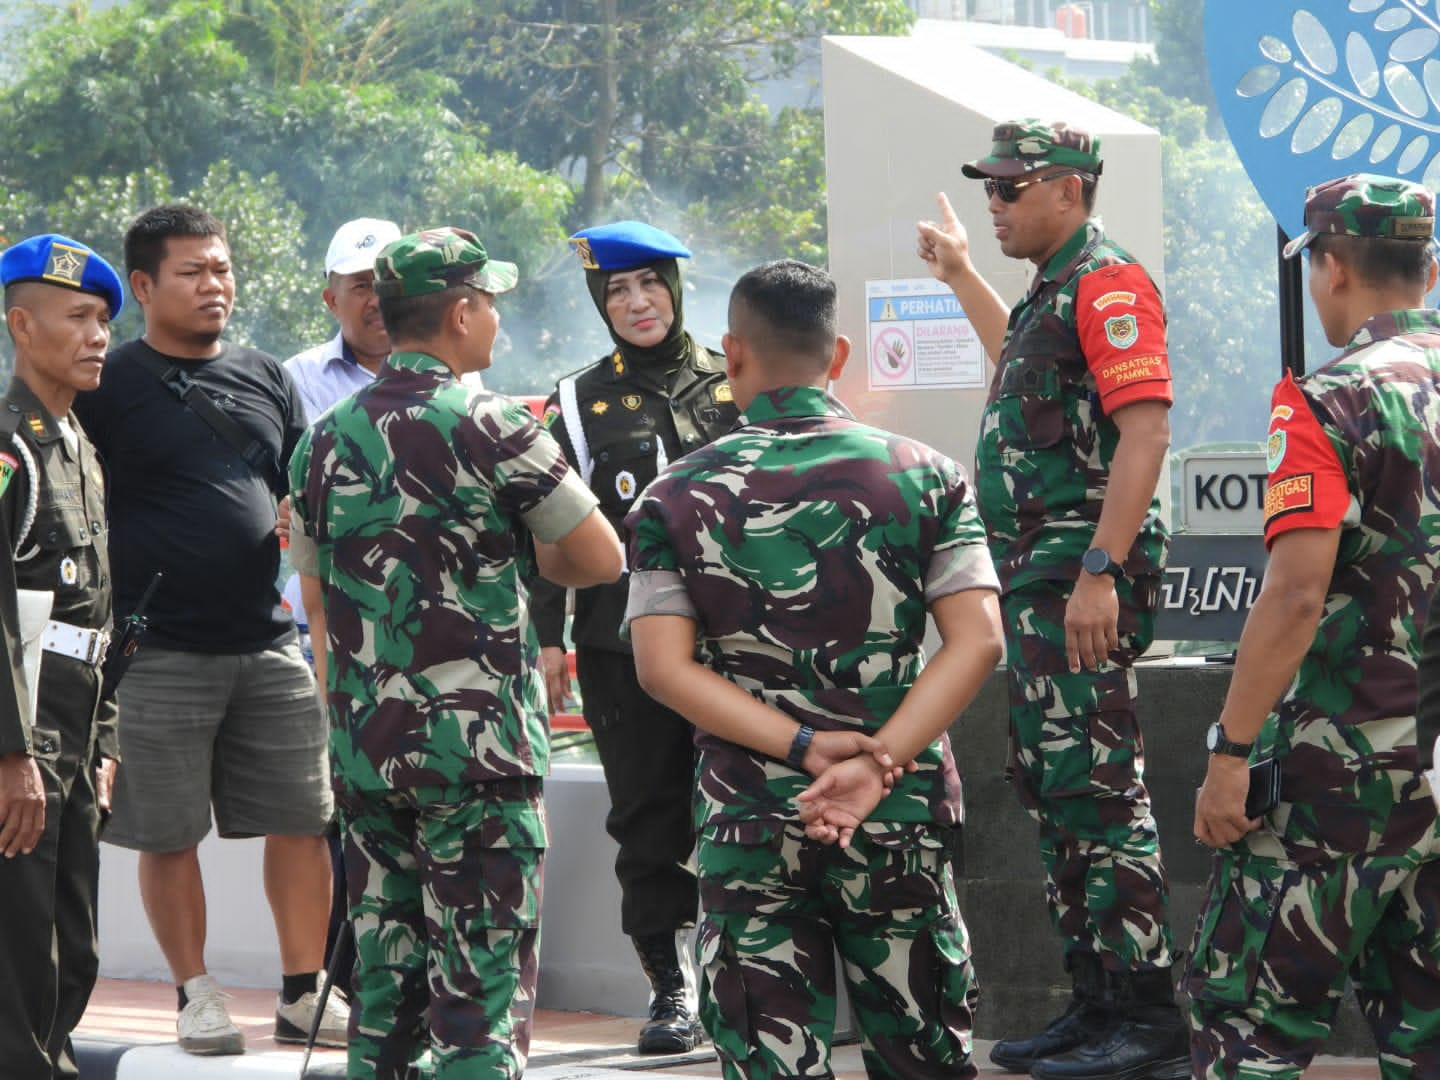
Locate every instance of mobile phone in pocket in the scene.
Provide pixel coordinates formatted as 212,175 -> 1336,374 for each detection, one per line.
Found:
1245,757 -> 1281,819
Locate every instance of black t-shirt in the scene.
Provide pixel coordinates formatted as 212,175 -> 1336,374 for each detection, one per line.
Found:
74,338 -> 307,653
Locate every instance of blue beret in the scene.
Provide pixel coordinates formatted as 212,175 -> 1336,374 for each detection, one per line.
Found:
0,233 -> 124,318
568,221 -> 691,272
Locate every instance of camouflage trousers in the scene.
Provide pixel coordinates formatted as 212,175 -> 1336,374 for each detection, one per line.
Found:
338,779 -> 546,1080
695,818 -> 979,1080
1002,579 -> 1175,971
1185,794 -> 1440,1078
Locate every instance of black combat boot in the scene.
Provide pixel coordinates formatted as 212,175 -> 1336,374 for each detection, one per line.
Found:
990,952 -> 1110,1073
632,932 -> 705,1055
1030,966 -> 1189,1080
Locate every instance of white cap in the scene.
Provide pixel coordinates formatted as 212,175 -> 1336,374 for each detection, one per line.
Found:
324,217 -> 402,277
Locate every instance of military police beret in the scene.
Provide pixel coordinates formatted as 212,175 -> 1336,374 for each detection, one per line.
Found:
568,221 -> 691,272
0,233 -> 124,318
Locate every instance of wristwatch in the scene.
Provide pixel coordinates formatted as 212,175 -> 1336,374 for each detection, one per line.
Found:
1206,721 -> 1252,758
1081,547 -> 1124,580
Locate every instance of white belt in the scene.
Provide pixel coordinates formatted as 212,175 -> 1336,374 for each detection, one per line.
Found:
42,619 -> 110,666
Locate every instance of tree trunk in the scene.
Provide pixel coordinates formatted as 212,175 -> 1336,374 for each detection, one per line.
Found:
581,0 -> 619,223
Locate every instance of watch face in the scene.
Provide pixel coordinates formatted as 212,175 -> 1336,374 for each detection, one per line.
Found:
1083,548 -> 1112,575
1206,723 -> 1219,751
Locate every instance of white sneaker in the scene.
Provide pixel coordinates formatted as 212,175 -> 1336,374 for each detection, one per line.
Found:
275,984 -> 350,1048
177,973 -> 244,1055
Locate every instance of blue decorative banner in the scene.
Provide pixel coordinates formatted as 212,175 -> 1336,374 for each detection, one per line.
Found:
1206,1 -> 1440,238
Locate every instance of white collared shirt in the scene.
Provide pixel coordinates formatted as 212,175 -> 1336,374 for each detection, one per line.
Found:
283,332 -> 377,425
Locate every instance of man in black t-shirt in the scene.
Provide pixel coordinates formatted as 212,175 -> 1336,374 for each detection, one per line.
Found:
73,205 -> 345,1056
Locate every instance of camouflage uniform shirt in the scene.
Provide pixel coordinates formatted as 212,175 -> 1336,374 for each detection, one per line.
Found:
980,219 -> 1172,590
1260,308 -> 1440,846
289,351 -> 598,798
624,386 -> 999,829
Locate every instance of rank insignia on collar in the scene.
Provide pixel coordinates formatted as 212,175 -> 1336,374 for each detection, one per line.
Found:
44,242 -> 90,288
26,414 -> 46,437
622,394 -> 642,411
712,383 -> 734,403
60,556 -> 78,586
591,400 -> 610,415
612,352 -> 625,375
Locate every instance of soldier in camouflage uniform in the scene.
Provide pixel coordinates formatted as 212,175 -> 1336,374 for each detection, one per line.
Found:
1423,606 -> 1440,807
0,234 -> 122,1079
288,227 -> 623,1079
626,259 -> 1005,1080
917,119 -> 1186,1079
532,221 -> 738,1054
1189,174 -> 1440,1079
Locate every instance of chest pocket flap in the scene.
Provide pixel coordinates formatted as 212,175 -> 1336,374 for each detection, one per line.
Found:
993,358 -> 1065,449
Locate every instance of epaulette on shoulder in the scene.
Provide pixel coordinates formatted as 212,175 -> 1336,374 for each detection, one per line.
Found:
0,402 -> 22,438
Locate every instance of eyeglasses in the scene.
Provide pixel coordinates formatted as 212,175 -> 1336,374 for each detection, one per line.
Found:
983,171 -> 1090,204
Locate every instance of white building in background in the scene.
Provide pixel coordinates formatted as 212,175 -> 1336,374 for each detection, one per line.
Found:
908,0 -> 1155,81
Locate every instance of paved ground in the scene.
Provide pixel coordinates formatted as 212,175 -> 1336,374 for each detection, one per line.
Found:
76,977 -> 1382,1078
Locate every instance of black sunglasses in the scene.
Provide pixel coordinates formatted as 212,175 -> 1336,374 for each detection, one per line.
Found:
983,170 -> 1090,204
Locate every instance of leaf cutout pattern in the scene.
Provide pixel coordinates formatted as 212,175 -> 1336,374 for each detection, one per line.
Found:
1372,123 -> 1403,162
1385,60 -> 1428,116
1333,111 -> 1376,157
1423,57 -> 1440,111
1260,34 -> 1294,63
1230,4 -> 1440,196
1238,64 -> 1282,97
1422,150 -> 1440,186
1399,134 -> 1430,171
1261,76 -> 1310,136
1295,9 -> 1339,73
1348,31 -> 1381,97
1391,27 -> 1439,63
1375,7 -> 1413,31
1293,97 -> 1343,151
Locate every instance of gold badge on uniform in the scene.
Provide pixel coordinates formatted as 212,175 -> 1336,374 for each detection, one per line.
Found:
591,400 -> 610,415
622,395 -> 642,411
60,557 -> 78,586
44,242 -> 90,287
616,470 -> 636,500
26,414 -> 46,437
712,383 -> 734,403
612,352 -> 625,376
571,237 -> 598,270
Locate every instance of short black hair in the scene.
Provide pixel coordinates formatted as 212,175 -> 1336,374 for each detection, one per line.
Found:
1080,174 -> 1099,213
379,284 -> 475,343
1311,232 -> 1434,289
125,204 -> 228,279
728,259 -> 837,370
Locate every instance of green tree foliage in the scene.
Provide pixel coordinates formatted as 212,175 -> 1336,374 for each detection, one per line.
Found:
0,0 -> 572,381
0,0 -> 916,390
1054,0 -> 1325,449
369,0 -> 913,234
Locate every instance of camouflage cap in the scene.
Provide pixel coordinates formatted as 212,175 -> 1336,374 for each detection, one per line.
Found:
962,119 -> 1104,179
1282,173 -> 1435,258
373,227 -> 518,299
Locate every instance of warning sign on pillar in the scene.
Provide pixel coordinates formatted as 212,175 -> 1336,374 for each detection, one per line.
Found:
865,278 -> 987,392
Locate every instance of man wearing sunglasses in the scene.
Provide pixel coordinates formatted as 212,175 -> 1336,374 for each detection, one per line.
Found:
918,120 -> 1184,1080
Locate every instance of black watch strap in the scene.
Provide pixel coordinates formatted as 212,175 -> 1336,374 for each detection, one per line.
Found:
786,724 -> 815,770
